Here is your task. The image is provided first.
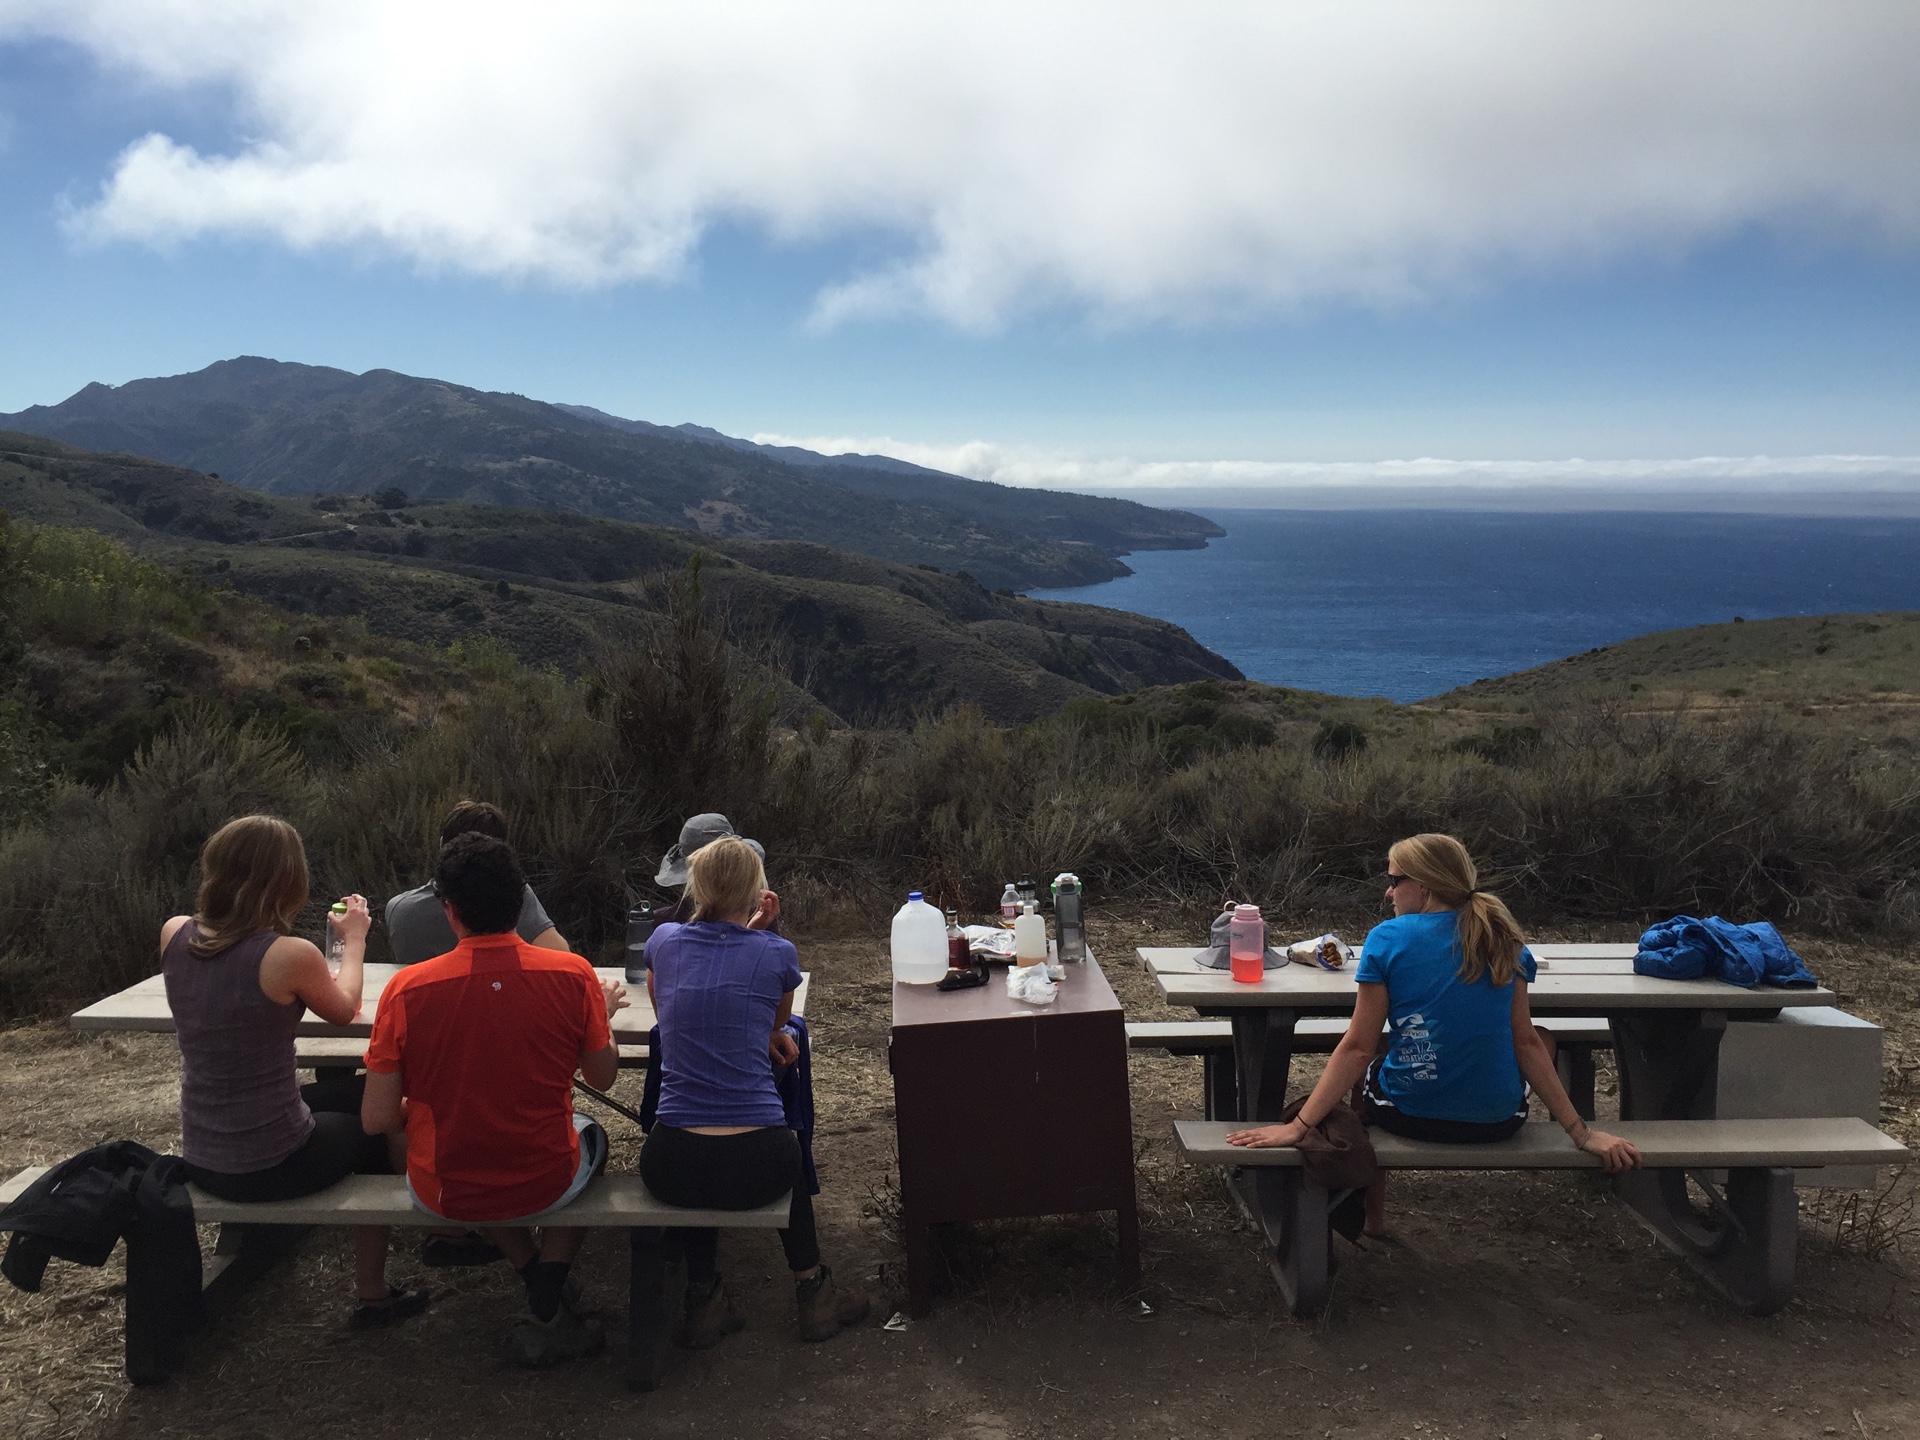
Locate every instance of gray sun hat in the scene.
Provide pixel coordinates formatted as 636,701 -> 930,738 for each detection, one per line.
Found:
1196,904 -> 1285,970
655,812 -> 765,887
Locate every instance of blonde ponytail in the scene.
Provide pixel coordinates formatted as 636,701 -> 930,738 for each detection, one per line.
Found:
1386,833 -> 1527,986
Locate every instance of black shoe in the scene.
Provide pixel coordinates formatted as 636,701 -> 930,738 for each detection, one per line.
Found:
348,1286 -> 431,1331
421,1233 -> 504,1268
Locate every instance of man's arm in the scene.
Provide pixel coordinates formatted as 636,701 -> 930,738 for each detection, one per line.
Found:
362,1069 -> 407,1135
577,974 -> 627,1091
530,927 -> 570,952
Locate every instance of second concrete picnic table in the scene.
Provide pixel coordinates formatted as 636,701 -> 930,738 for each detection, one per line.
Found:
1143,939 -> 1842,1286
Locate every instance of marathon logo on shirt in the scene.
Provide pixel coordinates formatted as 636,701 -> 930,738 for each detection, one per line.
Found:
1397,1012 -> 1440,1083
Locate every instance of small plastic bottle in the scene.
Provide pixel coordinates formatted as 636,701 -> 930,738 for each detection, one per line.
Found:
945,908 -> 969,970
1014,901 -> 1049,967
1229,903 -> 1265,984
999,883 -> 1020,925
325,901 -> 348,975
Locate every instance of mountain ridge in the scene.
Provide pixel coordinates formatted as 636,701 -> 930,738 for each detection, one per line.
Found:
0,357 -> 1221,592
0,428 -> 1241,726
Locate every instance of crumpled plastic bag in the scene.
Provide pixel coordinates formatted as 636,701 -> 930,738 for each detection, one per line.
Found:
1005,962 -> 1058,1005
1286,934 -> 1353,970
962,925 -> 1017,960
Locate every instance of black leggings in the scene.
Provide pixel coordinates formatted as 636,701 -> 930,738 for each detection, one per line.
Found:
1358,1056 -> 1528,1144
639,1125 -> 819,1281
186,1113 -> 392,1203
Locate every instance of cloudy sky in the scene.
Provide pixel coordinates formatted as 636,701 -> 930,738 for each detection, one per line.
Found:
2,1 -> 1919,499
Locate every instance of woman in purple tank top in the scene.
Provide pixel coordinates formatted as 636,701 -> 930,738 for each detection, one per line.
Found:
161,815 -> 426,1329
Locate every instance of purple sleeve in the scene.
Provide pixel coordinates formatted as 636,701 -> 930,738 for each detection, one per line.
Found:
771,935 -> 802,994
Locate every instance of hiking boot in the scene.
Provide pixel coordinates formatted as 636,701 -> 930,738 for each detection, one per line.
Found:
503,1302 -> 606,1368
795,1265 -> 870,1342
348,1285 -> 431,1332
676,1278 -> 744,1350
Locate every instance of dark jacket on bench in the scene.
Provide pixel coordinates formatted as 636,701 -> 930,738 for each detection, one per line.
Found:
0,1141 -> 202,1384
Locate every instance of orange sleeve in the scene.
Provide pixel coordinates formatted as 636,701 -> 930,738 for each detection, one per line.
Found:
581,962 -> 612,1052
365,974 -> 407,1074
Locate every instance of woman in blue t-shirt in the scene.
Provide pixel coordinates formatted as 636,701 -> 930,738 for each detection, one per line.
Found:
638,836 -> 869,1347
1229,832 -> 1639,1235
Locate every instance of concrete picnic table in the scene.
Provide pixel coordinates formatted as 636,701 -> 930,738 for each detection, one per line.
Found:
1142,938 -> 1842,1301
71,963 -> 810,1049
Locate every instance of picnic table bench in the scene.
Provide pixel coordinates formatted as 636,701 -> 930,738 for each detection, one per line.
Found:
1176,1117 -> 1910,1317
0,1165 -> 787,1392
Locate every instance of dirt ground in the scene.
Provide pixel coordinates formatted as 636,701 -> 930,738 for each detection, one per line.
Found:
4,908 -> 1919,1440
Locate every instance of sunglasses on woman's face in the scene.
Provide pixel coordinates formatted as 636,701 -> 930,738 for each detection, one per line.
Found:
1384,873 -> 1413,889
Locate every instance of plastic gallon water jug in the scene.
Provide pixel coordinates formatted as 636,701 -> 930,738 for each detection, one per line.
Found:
891,892 -> 950,984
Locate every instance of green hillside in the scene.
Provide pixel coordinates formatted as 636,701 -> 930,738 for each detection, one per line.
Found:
0,431 -> 1239,726
1430,611 -> 1920,709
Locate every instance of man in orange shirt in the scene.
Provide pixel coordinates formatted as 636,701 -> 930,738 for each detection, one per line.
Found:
362,833 -> 627,1366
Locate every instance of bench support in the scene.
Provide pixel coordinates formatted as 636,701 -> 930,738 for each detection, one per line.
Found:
1220,1167 -> 1333,1317
1615,1165 -> 1798,1316
626,1228 -> 682,1392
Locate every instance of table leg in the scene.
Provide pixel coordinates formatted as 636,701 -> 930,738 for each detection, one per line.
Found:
1231,1008 -> 1299,1123
1203,1050 -> 1239,1122
626,1227 -> 675,1392
1557,1044 -> 1597,1121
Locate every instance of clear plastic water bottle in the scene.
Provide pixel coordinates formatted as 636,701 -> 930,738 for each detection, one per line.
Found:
999,882 -> 1020,925
891,892 -> 949,984
1229,903 -> 1265,984
325,901 -> 348,975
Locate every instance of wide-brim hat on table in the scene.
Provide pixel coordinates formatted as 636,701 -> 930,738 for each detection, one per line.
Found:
1196,905 -> 1285,970
655,812 -> 765,887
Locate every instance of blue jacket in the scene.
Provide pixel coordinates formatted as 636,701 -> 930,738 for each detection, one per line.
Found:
1634,916 -> 1817,989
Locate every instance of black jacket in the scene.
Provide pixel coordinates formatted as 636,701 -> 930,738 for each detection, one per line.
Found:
1,1140 -> 202,1383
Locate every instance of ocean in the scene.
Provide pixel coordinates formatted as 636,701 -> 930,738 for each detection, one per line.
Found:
1025,509 -> 1920,702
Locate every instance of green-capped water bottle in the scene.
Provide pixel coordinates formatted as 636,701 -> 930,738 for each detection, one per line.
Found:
326,901 -> 348,975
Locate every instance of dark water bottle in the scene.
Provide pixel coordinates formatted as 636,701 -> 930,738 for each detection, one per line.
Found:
1053,874 -> 1086,964
624,905 -> 655,984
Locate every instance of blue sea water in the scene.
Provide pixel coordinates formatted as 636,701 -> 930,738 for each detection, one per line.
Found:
1026,510 -> 1920,702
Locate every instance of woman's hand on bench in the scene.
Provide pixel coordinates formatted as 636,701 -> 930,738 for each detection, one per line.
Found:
1575,1126 -> 1642,1172
1225,1119 -> 1308,1149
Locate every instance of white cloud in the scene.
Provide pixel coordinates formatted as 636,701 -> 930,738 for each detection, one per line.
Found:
7,1 -> 1920,326
751,432 -> 1920,497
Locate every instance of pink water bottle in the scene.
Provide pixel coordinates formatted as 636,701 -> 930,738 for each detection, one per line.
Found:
1229,904 -> 1265,983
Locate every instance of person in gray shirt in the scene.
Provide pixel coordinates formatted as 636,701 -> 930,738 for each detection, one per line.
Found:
385,801 -> 569,966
